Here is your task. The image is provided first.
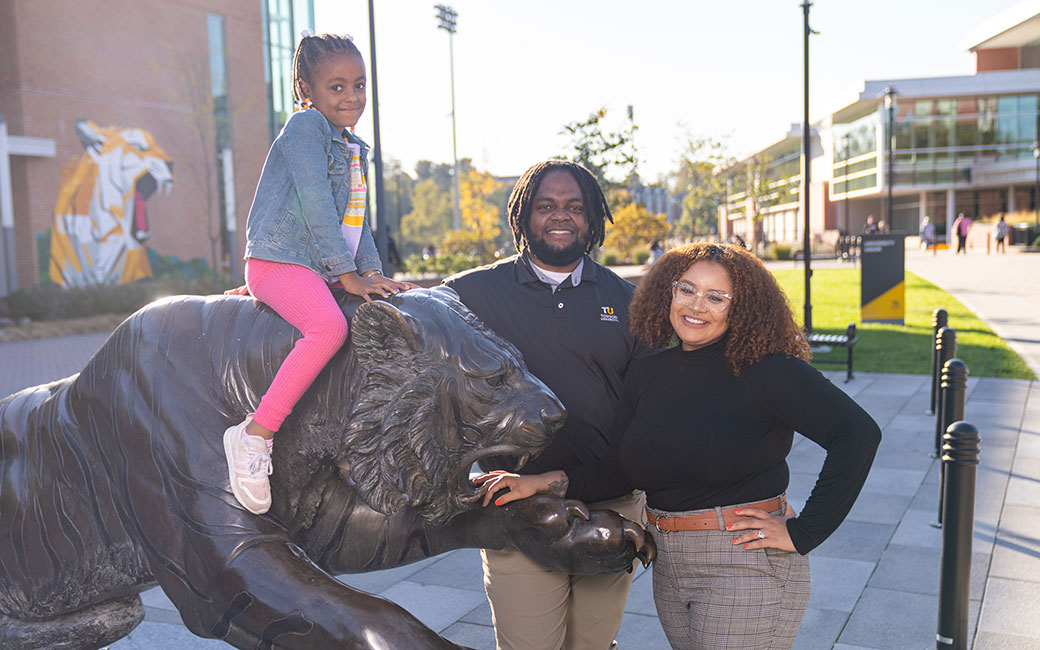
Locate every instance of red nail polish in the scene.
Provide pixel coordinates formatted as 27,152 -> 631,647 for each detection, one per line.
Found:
495,499 -> 502,506
726,524 -> 732,530
732,539 -> 738,544
734,509 -> 742,514
743,544 -> 748,549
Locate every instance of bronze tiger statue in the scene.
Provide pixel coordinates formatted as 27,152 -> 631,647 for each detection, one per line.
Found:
0,286 -> 654,649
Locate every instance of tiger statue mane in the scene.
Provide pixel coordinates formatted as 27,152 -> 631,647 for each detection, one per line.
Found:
49,119 -> 173,287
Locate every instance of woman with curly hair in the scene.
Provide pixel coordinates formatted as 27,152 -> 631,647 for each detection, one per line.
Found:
478,242 -> 881,649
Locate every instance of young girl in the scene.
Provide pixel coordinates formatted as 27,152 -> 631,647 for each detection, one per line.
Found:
225,31 -> 412,514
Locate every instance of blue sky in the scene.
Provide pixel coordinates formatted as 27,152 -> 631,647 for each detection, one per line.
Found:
315,0 -> 1027,181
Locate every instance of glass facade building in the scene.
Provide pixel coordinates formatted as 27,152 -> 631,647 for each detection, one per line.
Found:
720,7 -> 1040,246
262,0 -> 315,139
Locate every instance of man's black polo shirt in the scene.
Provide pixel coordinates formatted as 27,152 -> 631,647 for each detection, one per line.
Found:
444,253 -> 641,475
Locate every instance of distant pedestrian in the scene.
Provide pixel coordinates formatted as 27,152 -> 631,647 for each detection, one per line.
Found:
920,216 -> 935,250
422,243 -> 437,260
994,215 -> 1008,254
648,239 -> 664,265
953,213 -> 972,254
877,220 -> 890,234
863,215 -> 878,234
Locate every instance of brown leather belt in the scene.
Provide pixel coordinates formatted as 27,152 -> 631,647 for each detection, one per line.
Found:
646,496 -> 785,533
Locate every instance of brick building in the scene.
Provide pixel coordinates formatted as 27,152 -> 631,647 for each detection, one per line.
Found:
0,0 -> 313,294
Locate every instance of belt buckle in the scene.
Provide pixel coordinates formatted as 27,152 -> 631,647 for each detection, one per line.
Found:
653,513 -> 671,534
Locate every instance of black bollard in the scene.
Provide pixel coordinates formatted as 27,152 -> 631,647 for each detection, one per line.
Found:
928,309 -> 948,415
936,421 -> 981,650
932,327 -> 957,459
934,358 -> 968,528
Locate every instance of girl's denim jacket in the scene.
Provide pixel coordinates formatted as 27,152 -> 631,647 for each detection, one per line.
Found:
244,109 -> 381,280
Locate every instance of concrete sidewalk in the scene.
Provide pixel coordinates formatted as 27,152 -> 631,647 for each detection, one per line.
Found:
1,331 -> 1037,649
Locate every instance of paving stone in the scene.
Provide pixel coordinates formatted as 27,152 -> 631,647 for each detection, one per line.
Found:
976,577 -> 1040,640
622,570 -> 656,616
806,555 -> 876,613
377,581 -> 489,633
989,504 -> 1040,581
615,612 -> 671,650
1015,429 -> 1040,459
813,521 -> 894,563
867,544 -> 988,600
459,600 -> 492,625
838,587 -> 979,649
791,606 -> 849,650
970,378 -> 1034,403
139,586 -> 176,612
890,507 -> 944,547
844,491 -> 912,526
407,548 -> 486,592
107,620 -> 226,649
1005,456 -> 1040,506
334,555 -> 438,595
972,631 -> 1040,649
440,621 -> 496,650
860,466 -> 928,497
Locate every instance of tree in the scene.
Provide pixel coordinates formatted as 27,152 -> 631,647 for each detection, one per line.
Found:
440,170 -> 504,263
383,158 -> 415,252
603,202 -> 670,259
559,107 -> 635,188
670,133 -> 733,239
399,178 -> 452,255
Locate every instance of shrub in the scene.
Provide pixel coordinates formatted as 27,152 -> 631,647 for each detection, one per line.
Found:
601,252 -> 620,266
633,250 -> 650,265
773,244 -> 794,260
5,275 -> 238,322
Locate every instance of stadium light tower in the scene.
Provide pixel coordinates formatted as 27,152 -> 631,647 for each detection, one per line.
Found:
434,4 -> 460,230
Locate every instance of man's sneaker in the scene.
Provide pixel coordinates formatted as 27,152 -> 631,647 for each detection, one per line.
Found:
223,416 -> 273,514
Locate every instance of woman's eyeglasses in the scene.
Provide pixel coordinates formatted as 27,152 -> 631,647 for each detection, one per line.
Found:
671,281 -> 732,312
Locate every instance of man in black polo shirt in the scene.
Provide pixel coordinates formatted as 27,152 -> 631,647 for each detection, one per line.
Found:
444,160 -> 644,650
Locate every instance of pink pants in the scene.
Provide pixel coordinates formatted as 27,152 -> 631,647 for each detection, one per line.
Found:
245,259 -> 348,432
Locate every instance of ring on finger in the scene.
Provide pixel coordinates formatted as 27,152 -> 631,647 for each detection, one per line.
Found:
757,530 -> 766,540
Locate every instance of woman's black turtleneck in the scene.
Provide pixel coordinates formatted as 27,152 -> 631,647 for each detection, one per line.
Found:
563,337 -> 881,554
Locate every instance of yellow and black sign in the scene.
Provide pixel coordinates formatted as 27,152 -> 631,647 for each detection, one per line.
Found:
861,234 -> 905,324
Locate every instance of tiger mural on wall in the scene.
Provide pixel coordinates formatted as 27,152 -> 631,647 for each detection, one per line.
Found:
49,119 -> 173,286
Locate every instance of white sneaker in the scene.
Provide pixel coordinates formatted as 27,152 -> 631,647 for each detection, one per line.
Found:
223,416 -> 272,514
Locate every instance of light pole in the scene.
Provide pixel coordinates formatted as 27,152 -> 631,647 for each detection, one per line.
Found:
1033,141 -> 1039,227
883,86 -> 898,227
843,132 -> 851,234
367,0 -> 389,263
434,4 -> 460,231
801,1 -> 816,334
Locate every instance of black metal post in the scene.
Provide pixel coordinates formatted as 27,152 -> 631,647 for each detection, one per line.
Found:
367,0 -> 388,265
928,308 -> 948,415
1034,141 -> 1039,227
935,358 -> 967,528
885,86 -> 896,226
932,326 -> 956,459
801,1 -> 813,334
843,133 -> 850,236
936,420 -> 981,650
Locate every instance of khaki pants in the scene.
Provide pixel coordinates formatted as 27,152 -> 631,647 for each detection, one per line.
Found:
481,491 -> 647,650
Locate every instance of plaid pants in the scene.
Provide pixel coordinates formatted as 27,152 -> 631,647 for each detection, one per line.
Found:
648,499 -> 811,650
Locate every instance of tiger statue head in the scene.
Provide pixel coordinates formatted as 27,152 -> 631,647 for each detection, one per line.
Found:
49,119 -> 173,287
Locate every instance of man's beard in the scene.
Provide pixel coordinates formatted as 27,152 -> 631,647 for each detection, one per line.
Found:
526,229 -> 589,268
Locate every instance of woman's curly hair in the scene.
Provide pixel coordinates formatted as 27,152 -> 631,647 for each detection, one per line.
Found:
630,243 -> 810,373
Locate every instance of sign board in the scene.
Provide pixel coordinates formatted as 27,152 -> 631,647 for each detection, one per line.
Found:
860,234 -> 905,324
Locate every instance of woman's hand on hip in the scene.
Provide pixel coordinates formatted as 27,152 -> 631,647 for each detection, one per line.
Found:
727,502 -> 798,552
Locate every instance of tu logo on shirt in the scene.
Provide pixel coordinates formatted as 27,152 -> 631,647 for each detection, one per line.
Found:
600,306 -> 619,323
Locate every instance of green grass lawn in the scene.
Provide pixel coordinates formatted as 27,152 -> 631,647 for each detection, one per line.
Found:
771,268 -> 1035,380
